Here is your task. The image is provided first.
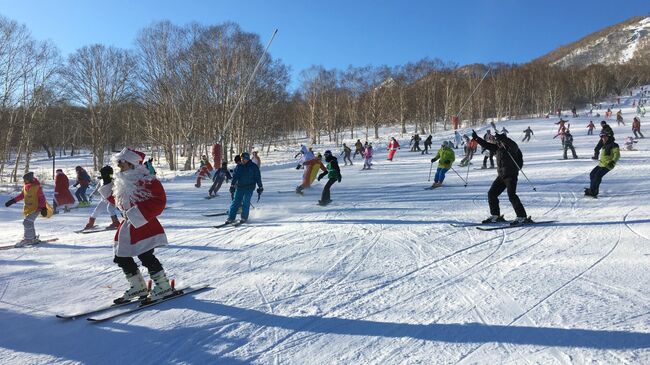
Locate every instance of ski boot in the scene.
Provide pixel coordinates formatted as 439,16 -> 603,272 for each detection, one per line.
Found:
114,270 -> 149,304
510,216 -> 533,226
106,215 -> 120,229
482,215 -> 506,224
295,186 -> 304,195
15,237 -> 40,248
149,270 -> 173,301
83,217 -> 96,230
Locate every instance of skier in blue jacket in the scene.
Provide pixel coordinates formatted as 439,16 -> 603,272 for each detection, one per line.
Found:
226,152 -> 263,224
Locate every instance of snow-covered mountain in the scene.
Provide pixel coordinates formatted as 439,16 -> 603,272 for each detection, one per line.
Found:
535,15 -> 650,67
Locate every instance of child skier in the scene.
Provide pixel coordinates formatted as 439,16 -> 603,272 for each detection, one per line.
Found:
362,144 -> 374,170
317,150 -> 341,205
4,172 -> 52,246
208,161 -> 232,197
429,141 -> 455,188
387,137 -> 400,161
82,165 -> 121,230
587,121 -> 595,135
53,169 -> 75,213
73,166 -> 92,207
563,130 -> 578,159
99,147 -> 172,303
340,143 -> 353,165
632,117 -> 644,139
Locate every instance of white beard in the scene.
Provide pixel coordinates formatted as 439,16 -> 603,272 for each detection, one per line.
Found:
112,165 -> 154,211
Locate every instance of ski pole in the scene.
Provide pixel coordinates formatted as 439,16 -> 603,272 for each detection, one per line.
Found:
503,148 -> 537,191
450,166 -> 468,187
428,162 -> 434,182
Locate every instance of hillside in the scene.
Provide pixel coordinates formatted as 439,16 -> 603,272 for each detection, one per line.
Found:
535,15 -> 650,67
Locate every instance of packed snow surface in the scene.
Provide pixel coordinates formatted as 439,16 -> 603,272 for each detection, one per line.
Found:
0,92 -> 649,364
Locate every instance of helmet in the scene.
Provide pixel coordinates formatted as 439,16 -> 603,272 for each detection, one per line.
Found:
241,152 -> 250,160
441,141 -> 448,147
324,150 -> 332,157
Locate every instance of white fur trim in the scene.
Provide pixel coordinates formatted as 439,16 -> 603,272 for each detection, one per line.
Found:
98,183 -> 114,199
126,205 -> 148,228
112,147 -> 144,167
115,223 -> 167,257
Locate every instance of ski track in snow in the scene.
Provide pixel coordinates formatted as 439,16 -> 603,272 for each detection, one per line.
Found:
1,90 -> 650,364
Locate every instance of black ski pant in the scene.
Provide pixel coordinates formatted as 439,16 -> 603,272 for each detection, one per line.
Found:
522,134 -> 531,142
353,149 -> 363,159
488,175 -> 527,218
343,153 -> 352,165
114,249 -> 163,276
563,144 -> 578,159
634,130 -> 644,138
422,144 -> 431,154
589,166 -> 610,196
208,176 -> 225,196
320,178 -> 337,202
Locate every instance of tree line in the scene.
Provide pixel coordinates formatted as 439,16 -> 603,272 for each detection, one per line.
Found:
1,14 -> 649,181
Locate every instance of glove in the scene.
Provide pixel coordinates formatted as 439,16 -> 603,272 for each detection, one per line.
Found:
431,157 -> 438,163
40,207 -> 48,217
73,183 -> 78,188
471,130 -> 479,140
229,185 -> 236,194
317,172 -> 326,181
607,161 -> 615,169
257,187 -> 264,195
5,198 -> 16,207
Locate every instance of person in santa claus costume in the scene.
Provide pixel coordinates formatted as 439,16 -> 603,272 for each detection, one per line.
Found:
99,147 -> 172,303
53,169 -> 76,213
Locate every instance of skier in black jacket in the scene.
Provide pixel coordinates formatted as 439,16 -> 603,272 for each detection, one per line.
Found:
317,150 -> 341,205
592,121 -> 614,160
472,130 -> 530,226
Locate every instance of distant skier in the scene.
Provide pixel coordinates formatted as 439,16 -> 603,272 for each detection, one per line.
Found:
481,131 -> 496,169
340,143 -> 353,165
4,172 -> 51,246
296,145 -> 325,194
555,119 -> 567,135
522,126 -> 533,142
562,130 -> 578,159
208,161 -> 232,197
632,117 -> 644,139
586,121 -> 595,135
409,134 -> 421,152
585,133 -> 620,198
453,131 -> 462,149
362,144 -> 374,170
353,139 -> 363,159
99,148 -> 172,303
251,151 -> 261,167
195,164 -> 212,188
82,165 -> 121,230
459,135 -> 477,167
226,152 -> 263,224
317,150 -> 341,205
571,105 -> 578,118
472,130 -> 531,225
592,121 -> 615,160
73,166 -> 91,207
53,169 -> 75,213
623,136 -> 638,151
387,137 -> 400,161
616,110 -> 625,126
500,127 -> 509,135
422,135 -> 433,154
429,141 -> 455,188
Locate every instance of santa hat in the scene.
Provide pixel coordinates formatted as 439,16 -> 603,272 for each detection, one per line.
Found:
113,147 -> 145,166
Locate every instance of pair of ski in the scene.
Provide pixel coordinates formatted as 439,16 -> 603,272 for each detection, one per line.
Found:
0,238 -> 58,250
202,211 -> 228,217
451,220 -> 557,231
214,219 -> 245,229
74,226 -> 117,234
56,285 -> 209,322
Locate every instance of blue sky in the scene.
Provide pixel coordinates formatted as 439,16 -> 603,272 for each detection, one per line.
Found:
2,0 -> 649,89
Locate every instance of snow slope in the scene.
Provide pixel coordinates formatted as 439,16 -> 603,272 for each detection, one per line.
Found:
0,92 -> 649,364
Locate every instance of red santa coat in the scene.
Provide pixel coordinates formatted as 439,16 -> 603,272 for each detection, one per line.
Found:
99,170 -> 167,257
54,172 -> 76,206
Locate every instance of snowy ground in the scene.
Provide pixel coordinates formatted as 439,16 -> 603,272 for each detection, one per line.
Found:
1,91 -> 649,364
